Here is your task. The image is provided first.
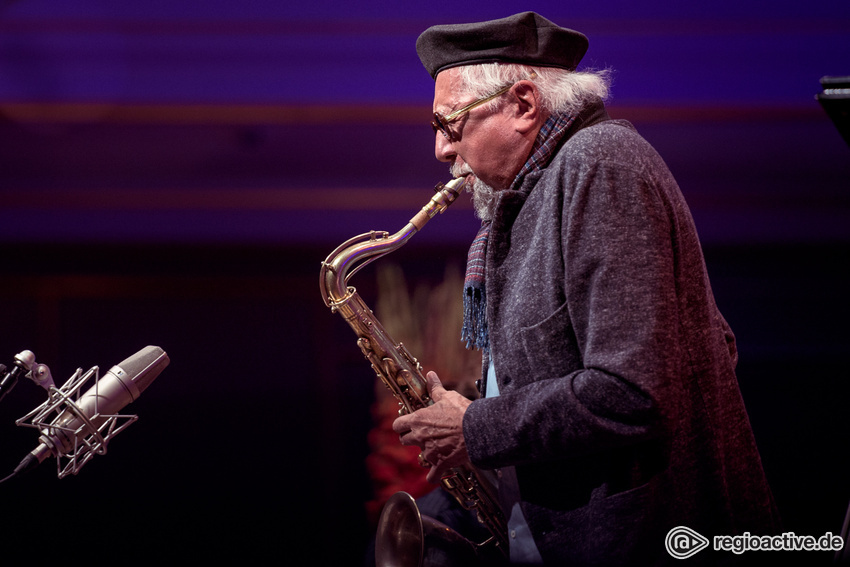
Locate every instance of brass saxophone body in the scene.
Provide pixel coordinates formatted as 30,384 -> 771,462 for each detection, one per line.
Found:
320,177 -> 508,566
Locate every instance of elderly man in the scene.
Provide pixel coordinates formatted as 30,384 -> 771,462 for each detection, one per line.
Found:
392,11 -> 779,565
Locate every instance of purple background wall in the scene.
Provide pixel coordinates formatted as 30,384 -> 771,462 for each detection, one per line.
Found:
0,2 -> 848,564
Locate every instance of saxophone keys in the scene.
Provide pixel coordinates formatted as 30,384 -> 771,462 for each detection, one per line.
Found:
356,337 -> 372,356
395,368 -> 411,387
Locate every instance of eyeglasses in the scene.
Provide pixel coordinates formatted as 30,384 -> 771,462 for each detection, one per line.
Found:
431,73 -> 536,142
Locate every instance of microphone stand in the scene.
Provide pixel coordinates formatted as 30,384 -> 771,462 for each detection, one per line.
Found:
0,351 -> 36,403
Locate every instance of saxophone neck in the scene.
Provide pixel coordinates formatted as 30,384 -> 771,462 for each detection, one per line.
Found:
319,177 -> 468,307
320,226 -> 417,307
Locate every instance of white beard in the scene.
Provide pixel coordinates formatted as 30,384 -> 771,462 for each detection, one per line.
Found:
451,164 -> 498,221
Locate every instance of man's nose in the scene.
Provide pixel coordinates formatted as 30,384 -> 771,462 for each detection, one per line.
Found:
434,132 -> 455,163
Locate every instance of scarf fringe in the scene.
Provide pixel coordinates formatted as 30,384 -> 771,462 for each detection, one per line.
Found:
462,287 -> 489,350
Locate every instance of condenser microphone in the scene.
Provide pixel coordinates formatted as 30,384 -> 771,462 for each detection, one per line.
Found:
12,345 -> 169,478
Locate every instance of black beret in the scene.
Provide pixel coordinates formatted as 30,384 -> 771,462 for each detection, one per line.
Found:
416,12 -> 589,80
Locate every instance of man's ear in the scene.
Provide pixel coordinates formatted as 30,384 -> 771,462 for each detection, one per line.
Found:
510,80 -> 543,134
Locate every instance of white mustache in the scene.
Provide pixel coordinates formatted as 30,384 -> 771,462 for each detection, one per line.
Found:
448,163 -> 496,221
451,163 -> 474,178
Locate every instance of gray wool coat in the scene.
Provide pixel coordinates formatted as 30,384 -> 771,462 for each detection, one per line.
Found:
462,100 -> 780,565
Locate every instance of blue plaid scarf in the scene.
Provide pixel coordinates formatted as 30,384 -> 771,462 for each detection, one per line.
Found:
461,112 -> 577,350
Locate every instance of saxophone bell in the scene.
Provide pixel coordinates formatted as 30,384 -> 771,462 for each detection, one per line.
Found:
376,492 -> 501,567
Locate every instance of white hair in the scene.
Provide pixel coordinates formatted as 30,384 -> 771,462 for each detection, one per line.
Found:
454,63 -> 612,116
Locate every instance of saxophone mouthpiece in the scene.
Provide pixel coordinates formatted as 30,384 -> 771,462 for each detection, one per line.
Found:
412,177 -> 466,230
435,175 -> 468,193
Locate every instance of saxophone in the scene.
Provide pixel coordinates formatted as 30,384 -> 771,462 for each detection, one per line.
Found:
319,177 -> 508,566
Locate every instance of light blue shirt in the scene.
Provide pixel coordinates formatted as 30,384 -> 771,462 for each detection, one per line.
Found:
486,361 -> 544,565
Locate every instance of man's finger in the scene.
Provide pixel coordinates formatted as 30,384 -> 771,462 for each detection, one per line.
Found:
426,370 -> 446,400
391,413 -> 412,435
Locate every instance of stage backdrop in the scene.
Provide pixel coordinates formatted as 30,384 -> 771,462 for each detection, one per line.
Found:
0,2 -> 848,564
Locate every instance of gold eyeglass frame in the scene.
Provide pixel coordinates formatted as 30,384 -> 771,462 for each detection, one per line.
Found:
431,72 -> 537,142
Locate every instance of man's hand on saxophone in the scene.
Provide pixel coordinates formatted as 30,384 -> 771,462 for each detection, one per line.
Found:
393,371 -> 473,484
